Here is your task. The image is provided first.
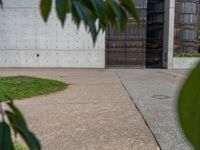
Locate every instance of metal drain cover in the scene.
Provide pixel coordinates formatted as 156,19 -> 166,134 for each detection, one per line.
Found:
152,95 -> 171,100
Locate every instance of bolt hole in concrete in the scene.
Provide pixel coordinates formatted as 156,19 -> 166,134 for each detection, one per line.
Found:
151,95 -> 171,100
36,53 -> 40,57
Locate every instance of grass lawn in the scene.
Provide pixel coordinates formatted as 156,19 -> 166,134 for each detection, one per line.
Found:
0,76 -> 68,102
14,141 -> 28,150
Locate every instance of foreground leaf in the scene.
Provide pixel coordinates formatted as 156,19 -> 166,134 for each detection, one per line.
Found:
5,102 -> 41,150
5,110 -> 41,150
7,102 -> 27,127
91,0 -> 104,18
72,0 -> 97,41
0,122 -> 15,150
40,0 -> 52,22
40,0 -> 139,43
119,0 -> 139,24
178,62 -> 200,150
56,0 -> 69,26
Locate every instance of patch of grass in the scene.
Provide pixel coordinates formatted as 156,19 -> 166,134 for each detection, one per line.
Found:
174,52 -> 200,57
14,141 -> 28,150
0,76 -> 68,102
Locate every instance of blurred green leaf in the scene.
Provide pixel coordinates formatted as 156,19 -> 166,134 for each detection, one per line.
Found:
6,111 -> 41,150
7,102 -> 27,126
40,0 -> 139,43
178,62 -> 200,150
109,0 -> 128,30
72,0 -> 97,41
56,0 -> 70,26
16,127 -> 40,150
119,0 -> 140,24
5,102 -> 41,150
0,122 -> 15,150
40,0 -> 52,22
90,0 -> 104,19
104,1 -> 116,26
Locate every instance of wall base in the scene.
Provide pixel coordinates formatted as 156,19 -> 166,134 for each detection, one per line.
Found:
173,57 -> 200,69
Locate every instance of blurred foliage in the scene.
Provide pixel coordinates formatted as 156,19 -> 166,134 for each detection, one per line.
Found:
40,0 -> 139,42
174,52 -> 200,57
0,101 -> 41,150
178,62 -> 200,150
0,1 -> 139,149
0,0 -> 200,150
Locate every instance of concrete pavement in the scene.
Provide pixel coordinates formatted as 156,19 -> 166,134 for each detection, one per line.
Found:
0,69 -> 159,150
115,69 -> 192,150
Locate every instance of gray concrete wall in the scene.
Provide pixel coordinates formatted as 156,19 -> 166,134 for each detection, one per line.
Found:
163,0 -> 175,69
0,0 -> 105,68
173,57 -> 200,69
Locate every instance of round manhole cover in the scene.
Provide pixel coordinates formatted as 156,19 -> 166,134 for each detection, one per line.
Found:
152,95 -> 171,100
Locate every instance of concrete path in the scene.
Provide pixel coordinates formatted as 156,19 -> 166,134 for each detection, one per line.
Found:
0,69 -> 159,150
115,69 -> 192,150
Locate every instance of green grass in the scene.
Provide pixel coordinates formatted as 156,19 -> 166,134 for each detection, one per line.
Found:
14,141 -> 28,150
0,76 -> 68,102
174,52 -> 200,57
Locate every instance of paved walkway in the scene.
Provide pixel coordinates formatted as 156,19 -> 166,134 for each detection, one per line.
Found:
115,69 -> 191,150
0,69 -> 159,150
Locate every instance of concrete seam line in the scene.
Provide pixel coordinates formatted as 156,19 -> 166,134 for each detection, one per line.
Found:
114,71 -> 162,150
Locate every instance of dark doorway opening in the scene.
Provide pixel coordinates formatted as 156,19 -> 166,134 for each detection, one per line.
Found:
146,0 -> 164,68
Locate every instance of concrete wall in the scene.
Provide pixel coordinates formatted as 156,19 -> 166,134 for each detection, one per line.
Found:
173,57 -> 200,69
163,0 -> 175,69
0,0 -> 105,68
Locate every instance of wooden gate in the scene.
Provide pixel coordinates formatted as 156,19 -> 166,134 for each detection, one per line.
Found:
105,0 -> 147,68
